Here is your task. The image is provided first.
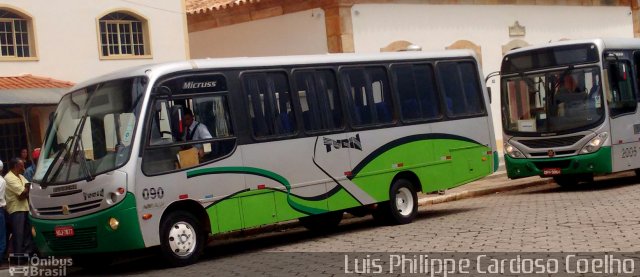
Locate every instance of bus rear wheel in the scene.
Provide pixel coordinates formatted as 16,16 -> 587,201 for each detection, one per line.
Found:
298,211 -> 343,232
159,211 -> 206,267
373,179 -> 418,225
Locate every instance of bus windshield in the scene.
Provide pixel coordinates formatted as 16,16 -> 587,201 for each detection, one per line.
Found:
501,66 -> 604,134
34,77 -> 147,186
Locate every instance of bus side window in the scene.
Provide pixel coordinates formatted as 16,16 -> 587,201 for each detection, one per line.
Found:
294,69 -> 343,132
437,61 -> 485,117
149,100 -> 175,145
243,72 -> 296,138
392,63 -> 440,121
607,60 -> 637,116
341,66 -> 393,127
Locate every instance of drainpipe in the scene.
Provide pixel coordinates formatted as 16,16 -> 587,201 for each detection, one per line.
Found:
22,105 -> 33,162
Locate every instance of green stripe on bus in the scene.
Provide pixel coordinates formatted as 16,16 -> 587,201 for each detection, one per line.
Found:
187,167 -> 329,215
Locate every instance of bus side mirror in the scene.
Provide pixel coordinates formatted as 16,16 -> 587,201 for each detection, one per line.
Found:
486,87 -> 492,103
618,63 -> 628,81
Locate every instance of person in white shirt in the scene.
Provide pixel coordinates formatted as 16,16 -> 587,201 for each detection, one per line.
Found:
0,160 -> 7,263
182,108 -> 212,158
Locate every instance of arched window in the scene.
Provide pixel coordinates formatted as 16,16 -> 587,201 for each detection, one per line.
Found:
98,11 -> 150,58
0,8 -> 35,59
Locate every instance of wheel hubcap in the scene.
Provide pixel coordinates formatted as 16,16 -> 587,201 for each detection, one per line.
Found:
168,221 -> 196,257
395,187 -> 414,216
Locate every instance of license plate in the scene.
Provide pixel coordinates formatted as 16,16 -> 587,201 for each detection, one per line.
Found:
54,226 -> 75,237
543,168 -> 562,176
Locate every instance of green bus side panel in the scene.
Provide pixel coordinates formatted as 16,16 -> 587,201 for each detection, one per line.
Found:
505,146 -> 612,179
351,139 -> 492,200
207,187 -> 359,234
212,198 -> 243,233
450,145 -> 492,184
327,187 -> 363,211
30,193 -> 145,256
241,191 -> 277,228
416,163 -> 453,193
273,191 -> 308,222
201,137 -> 492,235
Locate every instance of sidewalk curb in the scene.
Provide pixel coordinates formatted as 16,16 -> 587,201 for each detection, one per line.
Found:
418,178 -> 555,206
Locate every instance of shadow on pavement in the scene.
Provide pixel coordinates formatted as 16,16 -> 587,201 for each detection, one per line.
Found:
522,174 -> 640,195
69,207 -> 478,275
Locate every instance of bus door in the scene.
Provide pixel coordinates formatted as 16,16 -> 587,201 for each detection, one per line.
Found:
141,75 -> 245,235
607,52 -> 640,172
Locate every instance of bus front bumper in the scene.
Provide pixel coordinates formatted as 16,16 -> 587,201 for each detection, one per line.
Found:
30,192 -> 145,256
505,147 -> 612,179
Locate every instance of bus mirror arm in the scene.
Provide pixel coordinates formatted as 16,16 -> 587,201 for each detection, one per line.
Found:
484,71 -> 500,104
155,86 -> 173,97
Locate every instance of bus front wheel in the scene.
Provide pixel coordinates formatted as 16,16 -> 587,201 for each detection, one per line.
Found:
159,211 -> 206,267
373,179 -> 418,225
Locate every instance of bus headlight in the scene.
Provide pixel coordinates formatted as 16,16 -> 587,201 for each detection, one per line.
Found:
580,132 -> 608,154
504,142 -> 525,159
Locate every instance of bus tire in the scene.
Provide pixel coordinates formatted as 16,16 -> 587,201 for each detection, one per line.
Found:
159,211 -> 206,267
374,179 -> 418,225
298,211 -> 343,232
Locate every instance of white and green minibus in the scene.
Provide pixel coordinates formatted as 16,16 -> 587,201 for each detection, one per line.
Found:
502,38 -> 640,186
30,50 -> 497,266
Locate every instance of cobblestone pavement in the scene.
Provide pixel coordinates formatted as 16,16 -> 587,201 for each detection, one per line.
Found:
65,173 -> 640,276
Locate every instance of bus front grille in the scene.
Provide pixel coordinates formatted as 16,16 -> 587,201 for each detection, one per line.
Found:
35,199 -> 102,216
529,150 -> 575,157
532,160 -> 572,170
517,135 -> 584,148
42,227 -> 97,251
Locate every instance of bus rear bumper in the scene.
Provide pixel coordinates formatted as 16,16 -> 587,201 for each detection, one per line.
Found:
30,192 -> 145,256
505,147 -> 612,179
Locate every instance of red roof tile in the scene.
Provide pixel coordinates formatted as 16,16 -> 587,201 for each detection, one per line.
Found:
0,74 -> 74,90
187,0 -> 261,14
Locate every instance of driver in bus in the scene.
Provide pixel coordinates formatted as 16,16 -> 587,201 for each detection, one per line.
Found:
182,108 -> 213,158
555,75 -> 586,116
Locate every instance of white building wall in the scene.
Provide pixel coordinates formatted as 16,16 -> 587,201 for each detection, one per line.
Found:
189,8 -> 328,58
0,0 -> 189,83
351,4 -> 634,145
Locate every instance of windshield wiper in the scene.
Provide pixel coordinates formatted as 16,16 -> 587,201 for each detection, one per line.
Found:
41,112 -> 90,186
40,136 -> 73,187
74,134 -> 94,182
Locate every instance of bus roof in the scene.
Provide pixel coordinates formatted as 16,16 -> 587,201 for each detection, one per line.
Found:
71,49 -> 478,91
504,38 -> 640,57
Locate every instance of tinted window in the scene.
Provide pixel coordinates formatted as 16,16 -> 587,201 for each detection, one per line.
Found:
392,63 -> 440,121
341,67 -> 393,126
607,60 -> 637,117
459,62 -> 484,115
437,62 -> 485,117
294,70 -> 343,132
243,72 -> 296,138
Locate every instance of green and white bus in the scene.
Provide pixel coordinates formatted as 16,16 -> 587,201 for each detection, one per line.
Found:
501,38 -> 640,186
30,50 -> 497,266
